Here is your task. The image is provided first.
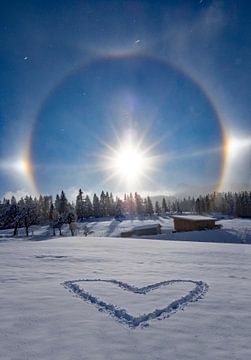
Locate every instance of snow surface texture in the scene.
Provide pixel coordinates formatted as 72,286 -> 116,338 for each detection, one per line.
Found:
1,236 -> 251,360
63,278 -> 208,328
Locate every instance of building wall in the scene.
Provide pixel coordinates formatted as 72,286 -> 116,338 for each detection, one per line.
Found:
121,230 -> 134,237
174,219 -> 216,232
134,225 -> 161,236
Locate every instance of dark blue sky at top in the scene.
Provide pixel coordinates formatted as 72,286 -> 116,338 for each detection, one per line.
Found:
0,0 -> 250,198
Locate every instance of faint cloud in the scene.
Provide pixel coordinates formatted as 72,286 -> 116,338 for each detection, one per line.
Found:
162,1 -> 228,61
64,186 -> 94,203
3,189 -> 31,201
198,1 -> 228,36
114,189 -> 174,199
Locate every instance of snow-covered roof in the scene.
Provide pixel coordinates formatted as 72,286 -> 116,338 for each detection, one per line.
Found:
133,224 -> 161,231
172,215 -> 217,221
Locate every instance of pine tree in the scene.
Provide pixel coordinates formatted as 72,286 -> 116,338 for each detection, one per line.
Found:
84,195 -> 93,218
19,196 -> 39,236
38,195 -> 52,224
155,201 -> 161,215
146,196 -> 154,216
10,196 -> 17,206
55,194 -> 61,214
58,191 -> 68,215
114,197 -> 123,216
123,194 -> 128,214
135,192 -> 143,215
76,189 -> 85,220
161,198 -> 167,214
0,200 -> 20,236
93,193 -> 101,217
104,192 -> 110,216
109,193 -> 115,216
48,203 -> 58,235
195,198 -> 201,213
100,191 -> 106,217
128,193 -> 135,215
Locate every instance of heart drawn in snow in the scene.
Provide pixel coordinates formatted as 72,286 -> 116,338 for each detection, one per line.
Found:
62,279 -> 208,328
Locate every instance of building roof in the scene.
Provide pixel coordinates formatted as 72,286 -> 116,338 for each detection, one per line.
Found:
173,215 -> 217,221
133,224 -> 161,231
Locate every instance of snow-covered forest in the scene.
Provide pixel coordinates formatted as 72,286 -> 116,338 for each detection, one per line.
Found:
0,189 -> 250,236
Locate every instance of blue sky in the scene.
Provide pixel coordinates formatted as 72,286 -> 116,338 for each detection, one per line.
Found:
0,0 -> 250,199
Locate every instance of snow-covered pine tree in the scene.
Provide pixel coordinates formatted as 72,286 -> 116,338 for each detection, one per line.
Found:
161,198 -> 167,214
142,198 -> 147,216
114,197 -> 123,216
135,192 -> 143,215
146,196 -> 154,216
122,194 -> 129,214
109,192 -> 115,216
128,193 -> 135,215
76,189 -> 85,220
59,191 -> 68,215
104,192 -> 110,216
84,195 -> 93,218
38,195 -> 52,224
18,196 -> 39,236
49,203 -> 58,235
100,191 -> 106,217
155,201 -> 161,216
0,199 -> 20,236
55,194 -> 61,214
93,193 -> 100,217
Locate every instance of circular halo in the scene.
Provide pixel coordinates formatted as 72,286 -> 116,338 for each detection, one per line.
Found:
27,53 -> 227,195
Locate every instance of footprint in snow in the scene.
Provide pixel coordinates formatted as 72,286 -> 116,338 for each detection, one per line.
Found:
62,278 -> 209,328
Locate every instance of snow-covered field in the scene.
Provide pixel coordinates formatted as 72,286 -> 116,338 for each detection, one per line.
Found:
1,217 -> 251,359
1,216 -> 250,244
1,233 -> 251,359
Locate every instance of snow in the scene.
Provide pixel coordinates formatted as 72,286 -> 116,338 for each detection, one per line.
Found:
0,226 -> 251,359
131,223 -> 161,231
145,218 -> 251,244
1,216 -> 250,244
172,215 -> 217,221
63,278 -> 208,328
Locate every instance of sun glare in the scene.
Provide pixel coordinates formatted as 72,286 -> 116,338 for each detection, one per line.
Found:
14,159 -> 29,175
227,136 -> 251,158
112,145 -> 147,181
101,134 -> 155,189
0,157 -> 29,175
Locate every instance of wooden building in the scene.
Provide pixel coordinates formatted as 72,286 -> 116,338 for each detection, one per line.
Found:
121,224 -> 161,237
173,215 -> 218,232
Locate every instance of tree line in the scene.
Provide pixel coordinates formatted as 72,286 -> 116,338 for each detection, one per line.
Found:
170,191 -> 251,218
0,189 -> 250,236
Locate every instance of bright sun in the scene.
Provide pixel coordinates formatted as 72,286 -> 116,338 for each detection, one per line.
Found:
100,131 -> 158,190
112,144 -> 147,181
